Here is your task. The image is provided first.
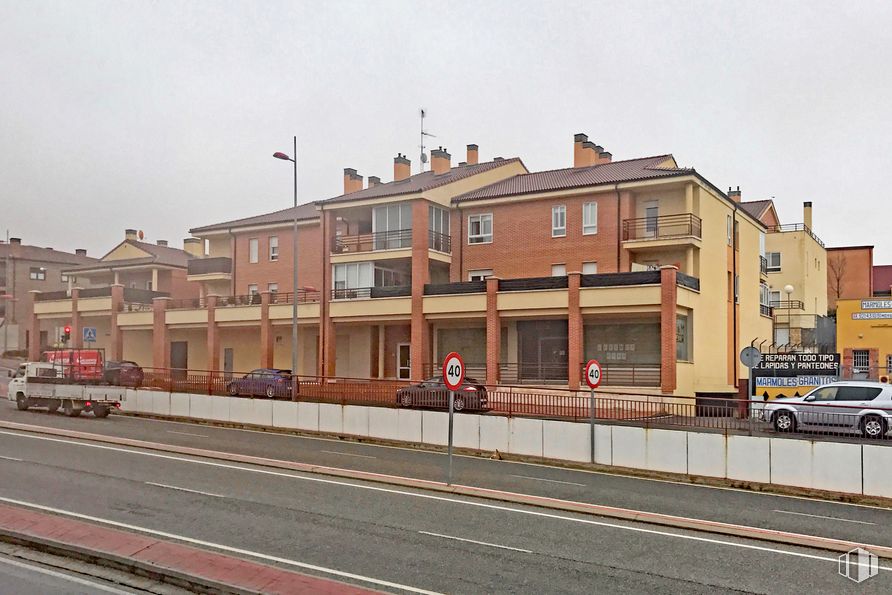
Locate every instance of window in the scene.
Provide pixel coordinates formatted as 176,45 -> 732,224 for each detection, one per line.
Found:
734,220 -> 739,250
146,280 -> 153,291
551,264 -> 566,276
734,274 -> 739,304
835,386 -> 882,402
249,238 -> 259,263
676,315 -> 692,361
583,202 -> 598,235
333,262 -> 374,290
29,267 -> 46,281
373,202 -> 413,249
809,386 -> 838,402
468,214 -> 493,244
760,282 -> 770,313
853,349 -> 870,371
551,205 -> 566,237
469,269 -> 493,282
645,203 -> 659,236
429,206 -> 450,235
769,290 -> 781,305
726,215 -> 733,246
248,284 -> 259,295
766,252 -> 781,272
582,262 -> 598,275
269,236 -> 278,261
887,354 -> 892,375
61,273 -> 74,283
268,283 -> 278,294
759,232 -> 766,257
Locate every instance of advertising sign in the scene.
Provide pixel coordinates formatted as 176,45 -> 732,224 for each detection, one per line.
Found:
752,353 -> 840,399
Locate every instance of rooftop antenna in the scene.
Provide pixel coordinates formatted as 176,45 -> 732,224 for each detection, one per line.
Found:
419,108 -> 436,173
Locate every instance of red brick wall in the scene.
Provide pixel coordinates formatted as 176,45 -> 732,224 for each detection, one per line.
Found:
232,224 -> 323,296
458,191 -> 621,280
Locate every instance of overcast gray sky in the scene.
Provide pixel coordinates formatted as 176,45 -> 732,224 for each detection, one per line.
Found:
3,1 -> 891,260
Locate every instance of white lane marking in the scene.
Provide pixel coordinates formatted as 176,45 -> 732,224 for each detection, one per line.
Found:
321,450 -> 377,459
0,429 -> 889,570
773,510 -> 876,526
145,482 -> 225,498
166,430 -> 209,438
509,474 -> 586,487
0,497 -> 441,595
0,554 -> 130,593
419,531 -> 532,553
0,455 -> 23,462
122,414 -> 892,512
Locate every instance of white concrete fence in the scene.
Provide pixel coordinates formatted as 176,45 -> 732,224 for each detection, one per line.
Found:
119,389 -> 892,499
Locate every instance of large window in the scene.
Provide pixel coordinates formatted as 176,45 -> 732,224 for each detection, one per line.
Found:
333,262 -> 374,290
373,202 -> 413,249
29,267 -> 46,281
269,236 -> 278,261
468,214 -> 493,244
429,206 -> 450,235
766,252 -> 781,272
552,205 -> 566,237
248,238 -> 259,263
583,202 -> 598,235
584,320 -> 661,365
469,269 -> 492,281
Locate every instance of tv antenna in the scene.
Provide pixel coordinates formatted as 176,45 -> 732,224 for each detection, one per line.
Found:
420,108 -> 436,172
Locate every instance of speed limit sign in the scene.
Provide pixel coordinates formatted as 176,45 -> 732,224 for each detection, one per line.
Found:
585,359 -> 602,389
443,352 -> 465,391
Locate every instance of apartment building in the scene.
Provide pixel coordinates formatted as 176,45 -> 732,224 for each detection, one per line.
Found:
0,238 -> 96,353
27,133 -> 773,398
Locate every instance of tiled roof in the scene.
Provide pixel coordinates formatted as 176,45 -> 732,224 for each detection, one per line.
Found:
0,243 -> 96,265
190,202 -> 320,234
740,200 -> 773,220
453,155 -> 688,202
319,158 -> 525,205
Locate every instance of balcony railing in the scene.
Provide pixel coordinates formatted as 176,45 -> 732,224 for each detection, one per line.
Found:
760,304 -> 772,317
187,256 -> 232,276
34,287 -> 168,303
760,256 -> 768,275
765,223 -> 825,248
332,229 -> 452,255
428,230 -> 452,254
622,213 -> 702,241
770,300 -> 805,310
331,285 -> 412,300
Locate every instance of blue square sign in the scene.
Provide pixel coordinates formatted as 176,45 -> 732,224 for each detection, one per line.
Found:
83,327 -> 97,343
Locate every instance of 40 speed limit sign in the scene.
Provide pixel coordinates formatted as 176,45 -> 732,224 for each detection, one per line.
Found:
585,359 -> 602,389
442,352 -> 465,391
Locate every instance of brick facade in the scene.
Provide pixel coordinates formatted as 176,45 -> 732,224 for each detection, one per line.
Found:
660,266 -> 678,393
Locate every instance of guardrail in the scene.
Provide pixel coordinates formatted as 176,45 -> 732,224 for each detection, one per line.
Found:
765,223 -> 825,248
622,213 -> 702,241
332,229 -> 413,254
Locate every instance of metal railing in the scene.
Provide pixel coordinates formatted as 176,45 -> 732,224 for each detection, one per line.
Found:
428,230 -> 452,254
759,304 -> 771,317
168,297 -> 206,310
33,287 -> 168,303
765,223 -> 825,248
760,256 -> 768,275
330,286 -> 411,300
622,213 -> 702,241
770,300 -> 805,310
422,362 -> 661,387
332,229 -> 412,254
187,257 -> 232,276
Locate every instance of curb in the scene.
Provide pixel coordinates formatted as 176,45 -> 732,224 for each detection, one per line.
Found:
3,419 -> 892,560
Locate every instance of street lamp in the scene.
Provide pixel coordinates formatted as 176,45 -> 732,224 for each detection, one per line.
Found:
273,138 -> 300,401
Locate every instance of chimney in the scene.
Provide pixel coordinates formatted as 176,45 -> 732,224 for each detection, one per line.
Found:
573,134 -> 599,167
183,237 -> 204,258
431,147 -> 451,174
393,153 -> 411,181
466,144 -> 479,165
343,168 -> 363,194
598,151 -> 612,164
9,237 -> 21,245
75,249 -> 87,256
367,176 -> 381,188
125,229 -> 138,241
803,201 -> 813,229
728,186 -> 742,202
156,240 -> 168,247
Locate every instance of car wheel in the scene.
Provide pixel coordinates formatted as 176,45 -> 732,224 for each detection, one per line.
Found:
63,400 -> 81,418
93,405 -> 110,418
266,385 -> 276,398
228,383 -> 239,396
860,415 -> 886,439
773,410 -> 796,433
399,392 -> 412,407
15,394 -> 29,411
46,401 -> 60,414
453,395 -> 465,411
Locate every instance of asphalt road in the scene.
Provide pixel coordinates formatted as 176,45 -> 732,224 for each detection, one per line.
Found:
1,403 -> 891,549
0,552 -> 136,594
0,412 -> 890,592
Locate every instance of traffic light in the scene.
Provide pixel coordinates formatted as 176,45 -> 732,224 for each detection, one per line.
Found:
62,325 -> 71,342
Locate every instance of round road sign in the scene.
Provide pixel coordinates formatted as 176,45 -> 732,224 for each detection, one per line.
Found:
585,359 -> 602,389
442,352 -> 465,391
739,346 -> 763,368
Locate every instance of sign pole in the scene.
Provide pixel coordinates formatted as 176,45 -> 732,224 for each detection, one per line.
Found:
584,359 -> 602,464
589,387 -> 595,463
442,351 -> 464,487
447,389 -> 454,485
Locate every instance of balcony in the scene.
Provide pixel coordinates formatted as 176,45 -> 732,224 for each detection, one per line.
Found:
770,300 -> 805,310
760,304 -> 772,317
331,286 -> 411,300
765,223 -> 825,248
167,290 -> 320,310
623,213 -> 702,242
332,230 -> 452,255
187,257 -> 232,281
760,256 -> 768,276
33,287 -> 168,303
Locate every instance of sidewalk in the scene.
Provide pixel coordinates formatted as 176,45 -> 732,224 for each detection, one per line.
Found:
0,502 -> 376,594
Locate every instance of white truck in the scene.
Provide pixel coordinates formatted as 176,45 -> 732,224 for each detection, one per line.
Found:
7,362 -> 124,418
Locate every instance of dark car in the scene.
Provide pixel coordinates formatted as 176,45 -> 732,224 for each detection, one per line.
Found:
226,368 -> 294,398
103,360 -> 144,387
396,375 -> 488,412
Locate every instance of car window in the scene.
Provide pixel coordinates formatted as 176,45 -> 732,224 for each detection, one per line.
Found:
835,386 -> 883,402
809,387 -> 838,401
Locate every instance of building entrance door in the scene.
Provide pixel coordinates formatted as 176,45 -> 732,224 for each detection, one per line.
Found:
223,348 -> 234,380
397,343 -> 411,380
170,341 -> 188,381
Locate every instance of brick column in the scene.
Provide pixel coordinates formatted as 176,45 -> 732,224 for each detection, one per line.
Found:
449,208 -> 463,282
869,348 -> 880,380
567,272 -> 582,390
319,210 -> 336,377
206,295 -> 219,371
70,288 -> 82,348
842,348 -> 854,379
152,297 -> 170,369
259,292 -> 273,368
485,277 -> 501,386
109,284 -> 124,361
660,266 -> 678,394
410,200 -> 431,381
28,290 -> 41,361
618,191 -> 634,272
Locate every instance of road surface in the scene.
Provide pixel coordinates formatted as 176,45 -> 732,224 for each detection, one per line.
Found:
0,406 -> 890,592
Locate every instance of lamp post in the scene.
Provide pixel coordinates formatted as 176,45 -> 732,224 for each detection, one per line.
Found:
273,137 -> 300,401
784,284 -> 795,352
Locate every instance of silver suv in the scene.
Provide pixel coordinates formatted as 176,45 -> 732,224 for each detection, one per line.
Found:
761,381 -> 892,438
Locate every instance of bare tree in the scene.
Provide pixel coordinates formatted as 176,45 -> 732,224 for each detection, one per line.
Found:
828,251 -> 847,313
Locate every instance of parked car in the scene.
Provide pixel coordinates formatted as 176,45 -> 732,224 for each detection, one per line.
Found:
761,381 -> 892,438
226,369 -> 294,398
396,375 -> 488,412
103,360 -> 144,387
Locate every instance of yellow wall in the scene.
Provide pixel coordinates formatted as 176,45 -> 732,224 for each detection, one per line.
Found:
104,242 -> 151,261
168,328 -> 209,370
837,299 -> 892,372
270,325 -> 318,375
122,330 -> 153,365
736,205 -> 774,381
207,237 -> 229,258
765,230 -> 828,320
